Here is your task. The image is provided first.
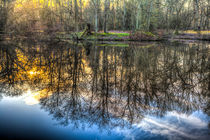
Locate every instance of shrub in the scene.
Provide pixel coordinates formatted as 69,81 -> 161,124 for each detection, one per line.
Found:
129,31 -> 157,41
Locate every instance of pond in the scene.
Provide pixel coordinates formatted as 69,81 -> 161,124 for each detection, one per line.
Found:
0,40 -> 209,140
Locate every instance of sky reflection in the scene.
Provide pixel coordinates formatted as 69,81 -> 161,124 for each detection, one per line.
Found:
0,95 -> 124,140
135,111 -> 209,140
1,94 -> 209,140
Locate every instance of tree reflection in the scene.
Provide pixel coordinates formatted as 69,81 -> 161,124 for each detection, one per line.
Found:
0,41 -> 209,129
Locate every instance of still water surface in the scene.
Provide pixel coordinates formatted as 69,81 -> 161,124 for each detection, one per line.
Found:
0,41 -> 209,140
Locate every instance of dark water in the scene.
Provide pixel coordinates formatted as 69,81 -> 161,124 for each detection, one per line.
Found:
0,40 -> 209,140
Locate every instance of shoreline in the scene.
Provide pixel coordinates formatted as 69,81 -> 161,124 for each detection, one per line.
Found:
1,31 -> 210,42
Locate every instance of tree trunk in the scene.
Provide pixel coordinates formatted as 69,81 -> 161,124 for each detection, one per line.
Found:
92,0 -> 100,32
123,0 -> 126,30
136,1 -> 141,30
156,0 -> 161,28
95,8 -> 98,32
194,0 -> 200,30
74,0 -> 79,32
80,0 -> 83,20
147,0 -> 153,31
103,0 -> 109,33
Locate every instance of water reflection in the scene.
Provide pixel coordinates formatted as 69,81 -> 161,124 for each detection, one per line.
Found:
0,40 -> 209,139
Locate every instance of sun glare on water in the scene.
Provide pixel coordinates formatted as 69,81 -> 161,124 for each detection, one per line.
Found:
24,90 -> 39,105
29,71 -> 35,75
23,89 -> 52,106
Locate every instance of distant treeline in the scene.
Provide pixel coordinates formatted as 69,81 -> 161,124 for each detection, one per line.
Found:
0,0 -> 209,34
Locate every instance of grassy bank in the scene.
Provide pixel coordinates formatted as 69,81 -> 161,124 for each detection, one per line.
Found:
58,31 -> 165,41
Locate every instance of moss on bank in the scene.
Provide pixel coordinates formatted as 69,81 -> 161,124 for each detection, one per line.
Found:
76,31 -> 162,41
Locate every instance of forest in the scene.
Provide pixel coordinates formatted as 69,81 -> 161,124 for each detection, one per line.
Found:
0,0 -> 209,41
